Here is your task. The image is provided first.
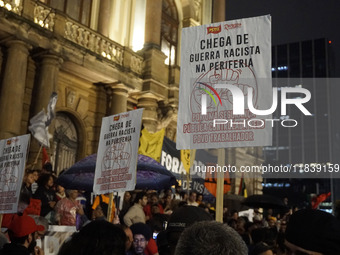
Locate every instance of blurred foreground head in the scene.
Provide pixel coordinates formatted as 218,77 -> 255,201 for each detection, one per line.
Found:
285,209 -> 340,255
58,220 -> 126,255
175,221 -> 248,255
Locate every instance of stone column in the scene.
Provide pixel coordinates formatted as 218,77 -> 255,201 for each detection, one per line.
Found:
33,55 -> 63,115
0,40 -> 31,139
97,0 -> 111,37
212,0 -> 225,22
144,0 -> 162,49
107,83 -> 128,115
137,93 -> 159,133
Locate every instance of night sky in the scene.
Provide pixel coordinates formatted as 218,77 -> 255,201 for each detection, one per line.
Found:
225,0 -> 340,76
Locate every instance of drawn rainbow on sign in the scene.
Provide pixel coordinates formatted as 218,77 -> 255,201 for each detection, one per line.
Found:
197,82 -> 222,107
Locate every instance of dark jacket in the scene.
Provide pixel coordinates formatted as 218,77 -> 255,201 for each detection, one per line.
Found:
0,243 -> 30,255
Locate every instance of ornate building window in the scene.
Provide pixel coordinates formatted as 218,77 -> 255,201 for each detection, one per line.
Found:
161,0 -> 179,67
41,0 -> 92,26
52,113 -> 78,175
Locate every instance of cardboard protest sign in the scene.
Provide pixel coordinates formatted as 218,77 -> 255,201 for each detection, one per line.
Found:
93,109 -> 143,194
177,15 -> 272,149
0,134 -> 30,213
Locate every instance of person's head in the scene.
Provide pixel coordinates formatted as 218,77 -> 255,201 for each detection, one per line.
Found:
134,192 -> 148,207
174,221 -> 248,255
150,193 -> 159,204
116,224 -> 133,252
285,209 -> 340,255
124,191 -> 131,202
188,191 -> 197,202
130,223 -> 152,255
66,189 -> 79,200
23,170 -> 35,187
196,193 -> 203,202
57,184 -> 65,194
58,220 -> 126,255
7,215 -> 45,253
180,191 -> 188,201
37,173 -> 54,188
42,162 -> 53,174
151,204 -> 161,215
31,169 -> 40,181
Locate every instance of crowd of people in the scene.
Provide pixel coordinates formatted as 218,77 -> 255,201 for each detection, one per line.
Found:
1,164 -> 340,255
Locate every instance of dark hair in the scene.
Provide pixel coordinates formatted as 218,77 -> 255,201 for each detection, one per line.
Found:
175,221 -> 248,255
58,221 -> 126,255
7,230 -> 29,245
37,173 -> 53,187
43,162 -> 53,172
134,192 -> 146,204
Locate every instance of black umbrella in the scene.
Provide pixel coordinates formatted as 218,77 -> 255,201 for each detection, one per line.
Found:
242,194 -> 287,209
224,194 -> 248,212
56,154 -> 177,191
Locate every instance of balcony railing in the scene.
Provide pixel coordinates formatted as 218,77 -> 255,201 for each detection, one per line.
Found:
0,0 -> 144,75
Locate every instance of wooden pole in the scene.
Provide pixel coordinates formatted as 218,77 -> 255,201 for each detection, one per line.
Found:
215,148 -> 225,222
107,193 -> 114,222
31,144 -> 43,170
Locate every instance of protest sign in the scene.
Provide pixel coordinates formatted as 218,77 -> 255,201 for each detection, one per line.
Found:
177,15 -> 272,149
0,134 -> 30,213
93,109 -> 143,194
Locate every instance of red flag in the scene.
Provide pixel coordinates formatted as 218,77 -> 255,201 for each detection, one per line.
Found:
311,192 -> 331,209
42,147 -> 50,168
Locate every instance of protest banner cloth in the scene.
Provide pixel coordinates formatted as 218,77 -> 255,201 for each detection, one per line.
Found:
177,15 -> 272,149
28,92 -> 58,148
93,109 -> 143,194
0,134 -> 30,213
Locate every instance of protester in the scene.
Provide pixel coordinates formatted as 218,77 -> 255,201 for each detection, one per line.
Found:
128,223 -> 154,255
174,221 -> 248,255
58,220 -> 126,255
0,214 -> 45,255
19,170 -> 35,210
55,189 -> 84,226
119,191 -> 133,224
124,192 -> 148,227
144,193 -> 164,220
285,209 -> 340,254
92,193 -> 116,222
186,191 -> 198,206
55,185 -> 66,201
33,174 -> 57,221
31,169 -> 40,194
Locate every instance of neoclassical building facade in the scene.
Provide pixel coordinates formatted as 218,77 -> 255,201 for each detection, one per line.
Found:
0,0 -> 262,195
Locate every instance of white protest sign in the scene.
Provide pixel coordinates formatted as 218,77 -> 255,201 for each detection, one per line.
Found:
177,15 -> 272,149
93,109 -> 143,194
0,134 -> 30,213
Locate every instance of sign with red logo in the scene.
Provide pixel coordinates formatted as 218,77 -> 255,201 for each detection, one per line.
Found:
177,15 -> 272,150
207,25 -> 221,34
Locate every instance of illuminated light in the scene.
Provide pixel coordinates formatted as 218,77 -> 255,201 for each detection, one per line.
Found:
5,3 -> 12,10
106,54 -> 111,60
271,67 -> 276,71
39,20 -> 44,27
0,1 -> 5,7
101,52 -> 107,57
328,40 -> 332,44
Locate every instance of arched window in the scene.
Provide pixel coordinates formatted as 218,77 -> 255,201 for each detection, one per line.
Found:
161,0 -> 179,67
42,0 -> 92,26
52,113 -> 78,175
